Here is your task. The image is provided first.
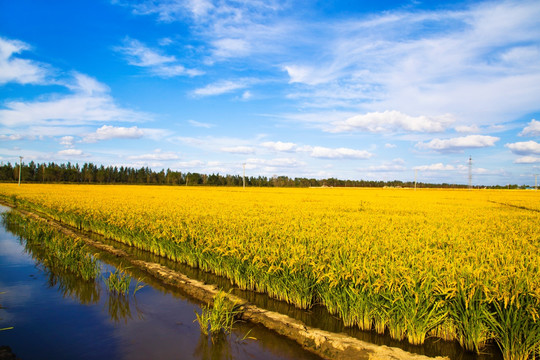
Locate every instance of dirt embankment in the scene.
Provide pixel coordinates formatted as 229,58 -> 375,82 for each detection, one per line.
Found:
8,205 -> 448,360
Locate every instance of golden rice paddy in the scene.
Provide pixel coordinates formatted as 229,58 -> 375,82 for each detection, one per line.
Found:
1,184 -> 538,359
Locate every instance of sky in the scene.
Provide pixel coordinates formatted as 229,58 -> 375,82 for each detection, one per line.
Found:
1,0 -> 540,186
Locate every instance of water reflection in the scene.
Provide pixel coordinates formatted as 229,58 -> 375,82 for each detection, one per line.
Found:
45,270 -> 100,305
106,292 -> 146,324
3,216 -> 102,305
194,333 -> 233,360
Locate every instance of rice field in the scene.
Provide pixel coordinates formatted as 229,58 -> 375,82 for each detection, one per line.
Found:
0,184 -> 538,359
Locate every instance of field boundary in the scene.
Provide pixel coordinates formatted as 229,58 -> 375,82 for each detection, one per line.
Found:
2,202 -> 448,360
487,200 -> 540,213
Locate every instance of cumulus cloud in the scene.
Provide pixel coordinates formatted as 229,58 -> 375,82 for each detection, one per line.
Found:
261,141 -> 297,152
520,119 -> 540,137
417,135 -> 499,152
299,145 -> 373,159
329,111 -> 454,133
58,148 -> 85,157
505,141 -> 540,155
115,38 -> 202,77
59,136 -> 75,147
0,74 -> 152,127
83,125 -> 145,143
514,156 -> 540,164
220,146 -> 255,154
0,36 -> 48,85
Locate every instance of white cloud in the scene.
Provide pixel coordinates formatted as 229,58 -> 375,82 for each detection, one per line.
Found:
0,36 -> 48,85
246,157 -> 304,169
284,2 -> 540,126
58,148 -> 85,157
505,141 -> 540,155
241,91 -> 252,100
414,163 -> 456,171
192,80 -> 249,97
417,135 -> 499,152
172,135 -> 259,154
514,156 -> 540,164
83,125 -> 145,143
455,125 -> 481,133
261,141 -> 297,152
363,159 -> 406,172
299,145 -> 373,159
520,119 -> 540,137
177,160 -> 205,168
384,143 -> 396,148
329,111 -> 454,133
212,38 -> 251,58
128,149 -> 179,160
0,74 -> 152,127
66,73 -> 110,95
115,38 -> 202,77
220,146 -> 255,154
0,134 -> 24,141
411,163 -> 498,176
188,120 -> 214,128
59,136 -> 75,147
158,37 -> 174,46
284,65 -> 334,86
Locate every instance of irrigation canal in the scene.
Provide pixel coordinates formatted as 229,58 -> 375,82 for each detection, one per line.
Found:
0,205 -> 320,360
0,204 -> 503,360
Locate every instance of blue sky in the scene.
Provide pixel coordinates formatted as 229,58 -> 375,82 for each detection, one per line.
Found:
1,0 -> 539,185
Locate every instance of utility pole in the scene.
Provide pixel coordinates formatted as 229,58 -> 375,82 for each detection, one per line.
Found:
18,156 -> 23,186
242,163 -> 246,189
414,169 -> 418,191
535,174 -> 538,190
468,156 -> 472,190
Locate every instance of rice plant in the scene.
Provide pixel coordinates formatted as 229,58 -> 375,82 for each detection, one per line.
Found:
485,295 -> 540,360
194,290 -> 243,337
104,269 -> 132,296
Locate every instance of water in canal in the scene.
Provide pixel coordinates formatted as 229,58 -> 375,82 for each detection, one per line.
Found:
0,206 -> 321,360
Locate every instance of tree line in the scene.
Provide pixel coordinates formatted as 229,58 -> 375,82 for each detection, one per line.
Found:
0,161 -> 525,188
